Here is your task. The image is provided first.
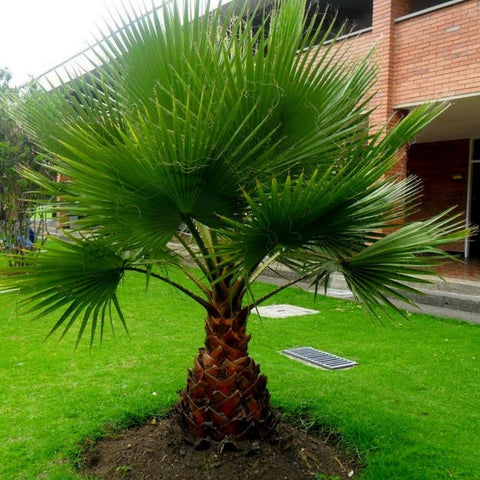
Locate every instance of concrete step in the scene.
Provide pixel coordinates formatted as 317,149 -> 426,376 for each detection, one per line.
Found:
328,273 -> 480,307
402,287 -> 480,313
260,268 -> 480,324
329,273 -> 480,317
408,276 -> 480,296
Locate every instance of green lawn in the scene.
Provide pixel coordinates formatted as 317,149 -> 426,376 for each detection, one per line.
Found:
0,271 -> 479,479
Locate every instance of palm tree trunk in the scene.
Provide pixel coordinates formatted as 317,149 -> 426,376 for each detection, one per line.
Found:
177,307 -> 277,442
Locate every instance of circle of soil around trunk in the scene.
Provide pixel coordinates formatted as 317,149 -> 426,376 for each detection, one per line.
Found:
79,412 -> 361,480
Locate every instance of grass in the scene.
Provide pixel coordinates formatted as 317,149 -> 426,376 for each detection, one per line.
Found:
0,269 -> 479,479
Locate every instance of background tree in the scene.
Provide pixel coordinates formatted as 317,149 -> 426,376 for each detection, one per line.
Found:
0,0 -> 469,444
0,69 -> 50,259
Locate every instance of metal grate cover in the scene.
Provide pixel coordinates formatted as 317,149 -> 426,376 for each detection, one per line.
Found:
282,346 -> 358,370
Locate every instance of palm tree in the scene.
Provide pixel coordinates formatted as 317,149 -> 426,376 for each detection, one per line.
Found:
1,0 -> 468,443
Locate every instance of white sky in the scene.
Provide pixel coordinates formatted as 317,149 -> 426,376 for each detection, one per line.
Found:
0,1 -> 164,87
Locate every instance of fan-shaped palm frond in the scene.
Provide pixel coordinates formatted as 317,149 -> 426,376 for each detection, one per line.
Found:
0,234 -> 127,347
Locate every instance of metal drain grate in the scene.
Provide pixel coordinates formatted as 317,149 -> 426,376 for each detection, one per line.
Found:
282,347 -> 358,370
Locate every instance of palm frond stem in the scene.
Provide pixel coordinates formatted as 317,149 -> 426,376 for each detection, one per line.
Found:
178,264 -> 212,298
182,216 -> 218,284
248,251 -> 282,284
245,271 -> 314,312
174,231 -> 210,279
126,267 -> 216,315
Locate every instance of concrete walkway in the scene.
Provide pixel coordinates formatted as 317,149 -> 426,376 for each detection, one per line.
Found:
260,267 -> 480,324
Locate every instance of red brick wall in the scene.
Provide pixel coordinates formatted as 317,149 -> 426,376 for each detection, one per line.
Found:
407,139 -> 470,252
392,0 -> 412,18
304,29 -> 374,71
369,1 -> 397,129
393,0 -> 480,105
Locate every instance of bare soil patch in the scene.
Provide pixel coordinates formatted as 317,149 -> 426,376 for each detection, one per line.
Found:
80,411 -> 361,480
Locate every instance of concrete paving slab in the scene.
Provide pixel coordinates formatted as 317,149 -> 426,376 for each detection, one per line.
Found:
253,304 -> 319,318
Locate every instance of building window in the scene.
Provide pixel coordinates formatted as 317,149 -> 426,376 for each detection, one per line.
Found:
250,1 -> 373,45
305,1 -> 373,40
407,0 -> 467,15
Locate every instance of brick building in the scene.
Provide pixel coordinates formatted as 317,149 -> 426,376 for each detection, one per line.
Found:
325,0 -> 480,257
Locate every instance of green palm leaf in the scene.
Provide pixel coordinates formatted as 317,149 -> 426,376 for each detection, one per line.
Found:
340,212 -> 468,312
0,235 -> 128,346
